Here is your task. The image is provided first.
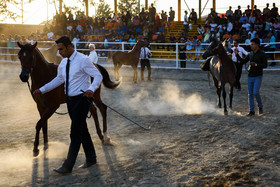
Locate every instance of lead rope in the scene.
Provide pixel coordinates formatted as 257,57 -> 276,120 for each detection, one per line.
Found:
81,90 -> 151,131
26,81 -> 68,115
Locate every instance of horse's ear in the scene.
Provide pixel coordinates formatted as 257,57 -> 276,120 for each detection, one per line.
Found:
32,42 -> 37,49
17,42 -> 23,48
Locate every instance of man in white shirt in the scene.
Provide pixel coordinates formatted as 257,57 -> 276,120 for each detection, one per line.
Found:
241,20 -> 251,31
231,39 -> 248,90
33,36 -> 103,174
227,19 -> 233,34
88,43 -> 98,64
183,11 -> 189,34
140,39 -> 152,81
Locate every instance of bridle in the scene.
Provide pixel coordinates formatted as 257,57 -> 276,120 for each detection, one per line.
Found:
18,48 -> 36,75
19,47 -> 68,115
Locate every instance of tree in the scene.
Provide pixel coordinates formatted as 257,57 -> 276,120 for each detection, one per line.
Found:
118,0 -> 138,15
96,2 -> 112,19
0,0 -> 20,21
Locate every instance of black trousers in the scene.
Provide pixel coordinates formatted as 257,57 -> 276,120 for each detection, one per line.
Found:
63,95 -> 96,170
141,59 -> 151,80
234,62 -> 243,89
180,59 -> 186,68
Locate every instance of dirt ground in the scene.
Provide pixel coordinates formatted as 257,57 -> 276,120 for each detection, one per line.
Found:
0,63 -> 280,186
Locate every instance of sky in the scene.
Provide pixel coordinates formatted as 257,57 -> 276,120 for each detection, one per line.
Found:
1,0 -> 279,25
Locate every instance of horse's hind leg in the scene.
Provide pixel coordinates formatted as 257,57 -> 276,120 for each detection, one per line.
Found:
229,85 -> 234,109
89,105 -> 104,141
222,86 -> 228,115
214,79 -> 222,108
97,102 -> 110,143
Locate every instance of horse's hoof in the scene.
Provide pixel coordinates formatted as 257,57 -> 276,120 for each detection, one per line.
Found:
44,144 -> 48,151
33,149 -> 39,157
104,137 -> 111,144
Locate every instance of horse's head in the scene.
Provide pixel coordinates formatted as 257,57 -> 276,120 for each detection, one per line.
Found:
202,40 -> 219,59
222,38 -> 233,53
212,43 -> 226,55
17,42 -> 37,82
138,40 -> 147,48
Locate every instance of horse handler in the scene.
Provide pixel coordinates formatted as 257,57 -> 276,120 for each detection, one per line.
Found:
235,38 -> 267,116
33,36 -> 103,174
231,39 -> 248,90
140,41 -> 152,81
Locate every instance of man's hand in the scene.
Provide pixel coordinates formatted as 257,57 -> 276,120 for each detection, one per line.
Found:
33,89 -> 42,95
83,90 -> 94,98
250,62 -> 257,67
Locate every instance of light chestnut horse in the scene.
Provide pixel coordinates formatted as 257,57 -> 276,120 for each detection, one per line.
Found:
108,40 -> 146,82
203,39 -> 236,115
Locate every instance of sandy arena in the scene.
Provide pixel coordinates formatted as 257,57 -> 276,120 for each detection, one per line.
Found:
0,63 -> 280,186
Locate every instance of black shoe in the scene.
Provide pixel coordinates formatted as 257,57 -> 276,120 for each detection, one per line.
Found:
53,166 -> 72,174
78,161 -> 97,169
259,108 -> 263,115
246,111 -> 255,116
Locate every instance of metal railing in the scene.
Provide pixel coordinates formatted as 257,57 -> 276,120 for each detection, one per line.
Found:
0,40 -> 280,70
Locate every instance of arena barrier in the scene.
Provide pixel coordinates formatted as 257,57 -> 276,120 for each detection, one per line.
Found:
0,40 -> 279,70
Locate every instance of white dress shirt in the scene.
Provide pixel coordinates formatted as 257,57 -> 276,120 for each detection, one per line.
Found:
40,51 -> 103,96
231,46 -> 248,63
140,47 -> 151,59
89,50 -> 98,64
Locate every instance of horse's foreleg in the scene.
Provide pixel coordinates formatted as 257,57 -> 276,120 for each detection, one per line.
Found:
114,64 -> 118,81
222,86 -> 228,115
42,121 -> 48,150
34,120 -> 42,156
34,107 -> 57,157
132,66 -> 137,83
229,85 -> 234,109
89,105 -> 104,141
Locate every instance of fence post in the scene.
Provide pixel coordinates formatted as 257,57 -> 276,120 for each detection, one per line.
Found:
74,42 -> 77,51
122,42 -> 125,52
176,42 -> 179,69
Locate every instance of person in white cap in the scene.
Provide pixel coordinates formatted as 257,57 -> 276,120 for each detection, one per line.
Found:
88,43 -> 98,64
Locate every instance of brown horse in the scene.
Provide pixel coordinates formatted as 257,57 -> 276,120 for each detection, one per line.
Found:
17,42 -> 120,156
203,39 -> 236,115
108,40 -> 146,82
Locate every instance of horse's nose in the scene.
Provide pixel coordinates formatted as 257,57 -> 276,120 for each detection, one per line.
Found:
19,70 -> 29,82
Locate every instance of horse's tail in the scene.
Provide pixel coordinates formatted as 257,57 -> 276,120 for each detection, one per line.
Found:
97,64 -> 121,89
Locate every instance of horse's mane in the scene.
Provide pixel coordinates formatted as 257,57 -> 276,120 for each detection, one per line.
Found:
35,47 -> 55,65
128,41 -> 141,53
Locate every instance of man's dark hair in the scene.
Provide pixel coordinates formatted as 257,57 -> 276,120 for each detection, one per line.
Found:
55,36 -> 73,47
251,38 -> 260,45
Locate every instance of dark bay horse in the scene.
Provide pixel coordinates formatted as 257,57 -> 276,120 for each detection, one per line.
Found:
108,40 -> 146,82
203,39 -> 236,115
17,42 -> 120,156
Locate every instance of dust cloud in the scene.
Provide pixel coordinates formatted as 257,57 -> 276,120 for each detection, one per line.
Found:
124,81 -> 219,116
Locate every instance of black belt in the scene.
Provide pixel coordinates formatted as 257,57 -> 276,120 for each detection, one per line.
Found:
66,94 -> 83,100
